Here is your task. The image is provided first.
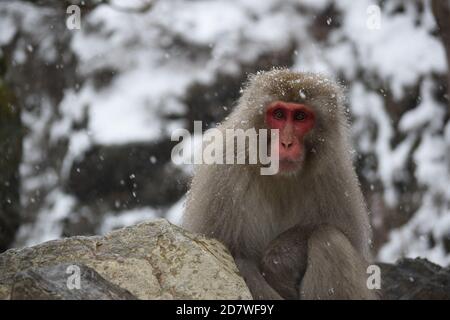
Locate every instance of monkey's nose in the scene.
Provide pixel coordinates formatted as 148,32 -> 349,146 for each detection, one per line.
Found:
281,141 -> 293,149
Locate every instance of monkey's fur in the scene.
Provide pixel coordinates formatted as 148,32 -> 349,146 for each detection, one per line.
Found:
182,69 -> 377,299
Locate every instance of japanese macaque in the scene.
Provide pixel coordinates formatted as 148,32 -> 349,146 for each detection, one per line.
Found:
182,69 -> 377,300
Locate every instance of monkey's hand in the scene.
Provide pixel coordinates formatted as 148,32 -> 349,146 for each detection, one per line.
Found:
260,225 -> 314,299
234,257 -> 283,300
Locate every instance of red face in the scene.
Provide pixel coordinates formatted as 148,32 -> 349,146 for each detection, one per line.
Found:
265,101 -> 315,173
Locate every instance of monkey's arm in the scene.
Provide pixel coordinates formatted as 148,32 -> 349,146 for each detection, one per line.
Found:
260,225 -> 314,299
300,225 -> 378,299
234,257 -> 283,300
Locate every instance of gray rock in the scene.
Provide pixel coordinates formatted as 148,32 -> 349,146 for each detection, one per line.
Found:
0,219 -> 252,300
11,263 -> 137,300
380,258 -> 450,300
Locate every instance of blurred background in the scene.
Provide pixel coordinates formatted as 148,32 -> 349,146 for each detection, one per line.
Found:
0,0 -> 449,266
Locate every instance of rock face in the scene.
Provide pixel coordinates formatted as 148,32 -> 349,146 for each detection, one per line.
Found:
380,258 -> 450,300
10,263 -> 137,300
0,219 -> 252,300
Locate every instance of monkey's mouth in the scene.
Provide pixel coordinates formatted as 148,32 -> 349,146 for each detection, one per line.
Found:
278,159 -> 302,173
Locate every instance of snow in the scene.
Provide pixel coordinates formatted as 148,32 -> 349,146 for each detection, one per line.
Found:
0,14 -> 16,45
350,83 -> 403,206
169,1 -> 249,45
98,197 -> 186,234
399,78 -> 446,132
378,77 -> 449,266
298,0 -> 333,10
63,0 -> 297,152
166,197 -> 186,225
335,0 -> 446,99
379,190 -> 450,266
294,0 -> 446,100
15,191 -> 76,247
99,207 -> 159,235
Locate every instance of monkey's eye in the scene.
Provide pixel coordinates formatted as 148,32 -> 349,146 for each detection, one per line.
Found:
273,109 -> 285,120
294,111 -> 307,121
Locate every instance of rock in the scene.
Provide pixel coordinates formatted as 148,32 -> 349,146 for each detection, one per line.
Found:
380,258 -> 450,299
11,263 -> 137,300
0,219 -> 252,300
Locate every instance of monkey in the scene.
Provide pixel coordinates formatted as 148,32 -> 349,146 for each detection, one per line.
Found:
182,68 -> 377,300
